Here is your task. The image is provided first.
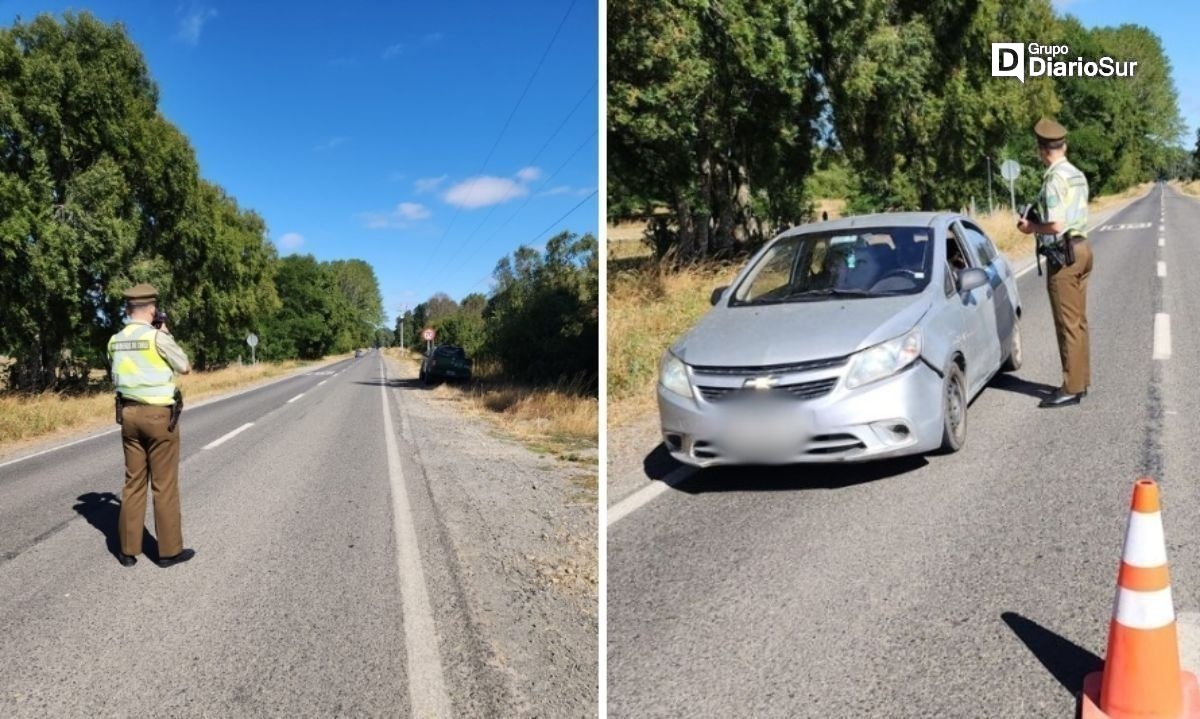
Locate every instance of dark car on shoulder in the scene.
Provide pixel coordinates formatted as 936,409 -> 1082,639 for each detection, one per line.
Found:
420,344 -> 473,384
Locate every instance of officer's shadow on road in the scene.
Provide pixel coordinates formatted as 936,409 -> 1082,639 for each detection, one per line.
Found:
71,492 -> 159,562
1002,612 -> 1101,697
989,374 -> 1059,401
352,378 -> 434,391
642,444 -> 929,493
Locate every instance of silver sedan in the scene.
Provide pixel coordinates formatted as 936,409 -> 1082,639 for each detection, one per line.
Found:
657,212 -> 1022,466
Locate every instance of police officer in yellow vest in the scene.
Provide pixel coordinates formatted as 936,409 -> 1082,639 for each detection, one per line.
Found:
1017,118 -> 1093,408
107,283 -> 196,568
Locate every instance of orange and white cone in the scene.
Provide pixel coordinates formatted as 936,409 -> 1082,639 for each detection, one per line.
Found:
1081,478 -> 1200,719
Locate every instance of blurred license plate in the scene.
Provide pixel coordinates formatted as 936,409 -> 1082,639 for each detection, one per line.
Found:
725,411 -> 809,459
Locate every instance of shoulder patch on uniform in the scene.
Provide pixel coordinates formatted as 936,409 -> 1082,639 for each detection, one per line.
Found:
1046,193 -> 1060,209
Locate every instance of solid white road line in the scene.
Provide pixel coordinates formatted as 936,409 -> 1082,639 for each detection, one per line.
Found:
202,422 -> 254,450
378,359 -> 452,717
608,465 -> 697,526
287,393 -> 304,403
1154,313 -> 1172,360
1158,261 -> 1167,278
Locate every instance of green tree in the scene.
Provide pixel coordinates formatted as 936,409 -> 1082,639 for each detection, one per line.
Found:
259,255 -> 340,360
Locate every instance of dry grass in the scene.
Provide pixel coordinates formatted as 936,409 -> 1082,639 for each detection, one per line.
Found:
0,356 -> 344,453
1173,179 -> 1200,197
382,348 -> 598,463
606,185 -> 1151,429
607,260 -> 741,424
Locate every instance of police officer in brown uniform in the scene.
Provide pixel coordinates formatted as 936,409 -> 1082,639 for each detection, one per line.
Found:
108,283 -> 196,567
1018,118 -> 1093,408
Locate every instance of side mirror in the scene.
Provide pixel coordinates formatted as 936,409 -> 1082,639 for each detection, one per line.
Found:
957,268 -> 988,293
710,286 -> 729,306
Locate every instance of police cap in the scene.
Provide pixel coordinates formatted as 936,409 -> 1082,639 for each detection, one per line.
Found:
122,283 -> 159,302
1034,118 -> 1068,143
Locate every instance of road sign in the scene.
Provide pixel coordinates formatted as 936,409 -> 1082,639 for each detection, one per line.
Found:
246,333 -> 258,348
999,160 -> 1021,182
999,160 -> 1021,214
421,328 -> 435,342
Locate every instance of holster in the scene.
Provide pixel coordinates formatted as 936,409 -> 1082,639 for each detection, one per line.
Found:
168,389 -> 183,432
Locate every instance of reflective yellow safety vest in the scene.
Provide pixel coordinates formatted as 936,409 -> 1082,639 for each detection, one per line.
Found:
108,322 -> 176,405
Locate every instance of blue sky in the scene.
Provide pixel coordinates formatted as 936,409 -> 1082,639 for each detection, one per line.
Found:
1056,0 -> 1200,139
1,0 -> 597,324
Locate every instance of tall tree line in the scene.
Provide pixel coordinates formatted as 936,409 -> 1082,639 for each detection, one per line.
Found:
609,0 -> 1188,259
0,13 -> 382,390
393,231 -> 599,390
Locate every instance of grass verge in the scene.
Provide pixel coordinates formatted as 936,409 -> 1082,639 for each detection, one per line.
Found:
0,356 -> 344,454
383,348 -> 598,464
1173,179 -> 1200,197
607,184 -> 1151,426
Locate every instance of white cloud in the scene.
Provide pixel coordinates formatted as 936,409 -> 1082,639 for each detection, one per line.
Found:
443,176 -> 529,209
314,136 -> 348,152
360,202 -> 433,229
176,4 -> 217,46
414,175 -> 448,193
382,43 -> 406,59
516,166 -> 542,183
538,185 -> 573,197
396,202 -> 431,220
278,232 -> 304,250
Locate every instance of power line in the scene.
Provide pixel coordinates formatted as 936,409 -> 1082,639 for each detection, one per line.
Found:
429,127 -> 597,285
411,0 -> 580,278
465,189 -> 597,293
425,84 -> 596,286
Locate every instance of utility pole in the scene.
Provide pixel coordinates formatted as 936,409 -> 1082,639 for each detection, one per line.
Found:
985,155 -> 994,214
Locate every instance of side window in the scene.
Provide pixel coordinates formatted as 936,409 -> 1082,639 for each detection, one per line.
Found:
961,222 -> 998,266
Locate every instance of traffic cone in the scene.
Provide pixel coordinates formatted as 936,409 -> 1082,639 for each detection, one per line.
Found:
1081,478 -> 1200,719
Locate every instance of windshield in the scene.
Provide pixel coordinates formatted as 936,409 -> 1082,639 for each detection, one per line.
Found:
731,227 -> 933,306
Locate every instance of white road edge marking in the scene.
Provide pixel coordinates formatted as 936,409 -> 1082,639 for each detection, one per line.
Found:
1158,261 -> 1167,278
1154,313 -> 1172,361
202,422 -> 254,450
608,465 -> 697,526
378,358 -> 452,717
286,393 -> 304,403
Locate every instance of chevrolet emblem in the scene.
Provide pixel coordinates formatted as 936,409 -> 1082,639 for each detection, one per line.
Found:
744,376 -> 779,390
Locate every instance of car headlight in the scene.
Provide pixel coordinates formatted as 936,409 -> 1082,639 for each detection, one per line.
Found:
844,328 -> 923,390
659,352 -> 693,398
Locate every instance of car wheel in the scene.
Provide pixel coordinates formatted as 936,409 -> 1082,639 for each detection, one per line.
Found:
1000,315 -> 1023,372
939,362 -> 967,453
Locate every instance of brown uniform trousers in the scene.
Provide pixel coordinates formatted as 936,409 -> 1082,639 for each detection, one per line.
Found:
119,404 -> 183,557
1046,239 -> 1093,395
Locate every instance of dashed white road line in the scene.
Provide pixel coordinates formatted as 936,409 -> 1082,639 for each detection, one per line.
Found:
378,357 -> 452,717
1158,261 -> 1167,278
608,465 -> 697,526
317,379 -> 327,386
202,422 -> 254,450
1154,313 -> 1172,360
1160,224 -> 1166,231
1160,237 -> 1166,247
287,393 -> 304,403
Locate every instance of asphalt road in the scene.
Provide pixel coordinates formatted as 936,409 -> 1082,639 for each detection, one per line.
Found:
607,184 -> 1200,717
0,352 -> 596,717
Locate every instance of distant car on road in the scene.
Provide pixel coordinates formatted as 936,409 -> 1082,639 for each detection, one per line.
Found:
420,344 -> 473,384
354,349 -> 364,358
658,212 -> 1022,466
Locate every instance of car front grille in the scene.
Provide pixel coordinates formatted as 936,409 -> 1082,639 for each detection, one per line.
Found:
697,377 -> 839,403
690,355 -> 849,377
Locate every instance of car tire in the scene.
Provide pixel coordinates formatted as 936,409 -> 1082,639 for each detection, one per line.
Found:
938,362 -> 967,454
1000,316 -> 1023,372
